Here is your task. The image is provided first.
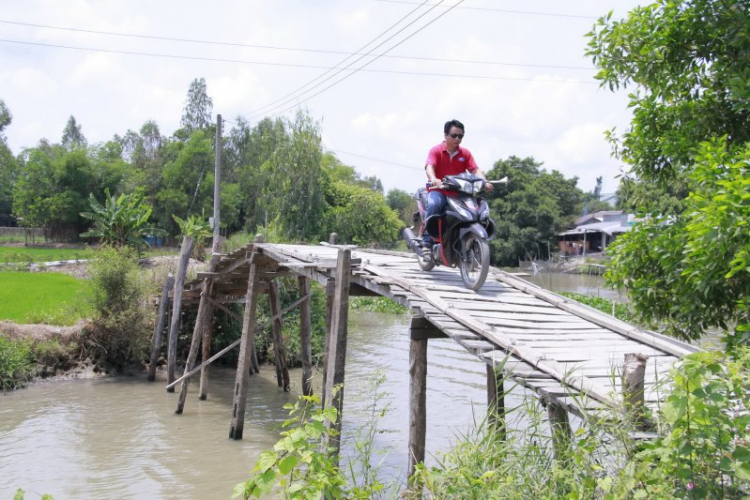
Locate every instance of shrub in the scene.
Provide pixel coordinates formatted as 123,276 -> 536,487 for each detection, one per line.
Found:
84,247 -> 150,368
0,336 -> 34,390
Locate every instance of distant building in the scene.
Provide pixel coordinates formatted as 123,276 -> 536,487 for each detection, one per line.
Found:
557,210 -> 634,256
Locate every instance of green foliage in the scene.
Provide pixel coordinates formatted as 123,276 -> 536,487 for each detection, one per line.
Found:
323,180 -> 402,246
61,115 -> 87,150
385,188 -> 414,228
587,0 -> 750,185
86,247 -> 150,367
559,292 -> 634,323
233,393 -> 349,499
0,271 -> 91,325
80,189 -> 164,249
235,382 -> 393,500
350,297 -> 408,315
179,77 -> 213,135
606,140 -> 750,341
173,212 -> 212,261
609,350 -> 750,499
0,336 -> 33,391
486,156 -> 583,266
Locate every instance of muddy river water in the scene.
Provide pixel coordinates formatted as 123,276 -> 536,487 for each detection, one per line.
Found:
0,272 -> 619,499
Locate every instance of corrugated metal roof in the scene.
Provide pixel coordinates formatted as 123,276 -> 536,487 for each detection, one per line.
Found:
558,220 -> 632,237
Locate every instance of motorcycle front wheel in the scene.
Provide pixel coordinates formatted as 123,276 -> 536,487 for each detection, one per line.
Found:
417,253 -> 435,271
460,235 -> 490,290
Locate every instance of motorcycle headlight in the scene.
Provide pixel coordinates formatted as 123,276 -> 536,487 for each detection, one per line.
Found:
455,179 -> 472,194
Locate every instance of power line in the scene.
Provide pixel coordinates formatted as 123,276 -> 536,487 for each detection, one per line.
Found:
254,0 -> 527,121
0,19 -> 593,71
326,147 -> 423,171
0,38 -> 596,85
372,0 -> 599,19
248,0 -> 442,118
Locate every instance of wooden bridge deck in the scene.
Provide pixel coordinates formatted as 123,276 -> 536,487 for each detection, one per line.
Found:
183,242 -> 697,418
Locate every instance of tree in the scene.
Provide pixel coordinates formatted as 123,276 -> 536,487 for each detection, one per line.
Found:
180,77 -> 213,134
323,181 -> 402,245
0,99 -> 17,224
61,115 -> 87,150
588,0 -> 750,343
0,99 -> 11,137
485,156 -> 583,266
386,188 -> 415,228
80,189 -> 164,249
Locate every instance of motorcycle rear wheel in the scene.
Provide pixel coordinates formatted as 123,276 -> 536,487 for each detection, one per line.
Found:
460,235 -> 490,290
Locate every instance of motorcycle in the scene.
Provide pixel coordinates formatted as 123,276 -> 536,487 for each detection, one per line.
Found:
402,173 -> 507,291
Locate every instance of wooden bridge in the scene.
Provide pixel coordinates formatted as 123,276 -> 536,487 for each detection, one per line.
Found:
151,238 -> 698,477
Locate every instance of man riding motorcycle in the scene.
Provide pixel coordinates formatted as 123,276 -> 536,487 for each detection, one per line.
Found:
422,119 -> 493,249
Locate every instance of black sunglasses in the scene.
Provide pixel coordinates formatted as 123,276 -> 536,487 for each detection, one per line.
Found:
448,133 -> 464,139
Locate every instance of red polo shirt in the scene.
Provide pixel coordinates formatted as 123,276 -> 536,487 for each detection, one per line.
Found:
425,142 -> 479,195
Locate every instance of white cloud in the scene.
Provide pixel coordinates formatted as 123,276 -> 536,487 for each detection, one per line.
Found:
5,67 -> 58,98
68,53 -> 121,85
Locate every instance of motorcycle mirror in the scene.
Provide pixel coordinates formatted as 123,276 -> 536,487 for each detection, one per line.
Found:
488,176 -> 509,184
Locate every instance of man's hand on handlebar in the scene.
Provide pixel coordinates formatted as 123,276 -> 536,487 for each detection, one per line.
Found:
484,181 -> 494,192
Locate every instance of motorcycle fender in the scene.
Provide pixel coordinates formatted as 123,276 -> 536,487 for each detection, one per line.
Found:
459,223 -> 488,242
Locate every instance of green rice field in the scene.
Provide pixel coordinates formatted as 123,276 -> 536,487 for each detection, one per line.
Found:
0,246 -> 92,264
0,272 -> 91,325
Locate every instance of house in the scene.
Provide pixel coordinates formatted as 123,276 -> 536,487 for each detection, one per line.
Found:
557,210 -> 633,256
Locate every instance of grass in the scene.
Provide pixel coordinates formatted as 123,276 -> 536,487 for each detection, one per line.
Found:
0,272 -> 91,325
0,246 -> 93,264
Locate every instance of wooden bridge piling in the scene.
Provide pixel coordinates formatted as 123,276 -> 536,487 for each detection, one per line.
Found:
623,353 -> 648,430
486,364 -> 506,440
269,280 -> 290,392
407,326 -> 428,482
229,257 -> 260,440
167,236 -> 194,392
547,401 -> 572,460
322,248 -> 352,462
298,276 -> 314,396
148,272 -> 174,382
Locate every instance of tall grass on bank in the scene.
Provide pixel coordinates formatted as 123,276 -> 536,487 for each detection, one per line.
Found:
0,272 -> 91,325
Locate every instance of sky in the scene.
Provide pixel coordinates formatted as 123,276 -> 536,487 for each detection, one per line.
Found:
0,0 -> 644,196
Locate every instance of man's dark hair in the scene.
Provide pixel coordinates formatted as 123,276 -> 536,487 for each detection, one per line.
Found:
444,119 -> 465,134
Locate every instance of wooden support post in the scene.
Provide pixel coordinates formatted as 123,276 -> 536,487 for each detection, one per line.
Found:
547,401 -> 571,460
486,364 -> 506,440
167,236 -> 195,392
199,242 -> 223,400
229,260 -> 260,440
269,280 -> 290,392
329,232 -> 338,245
407,332 -> 428,483
175,277 -> 215,414
321,277 -> 335,407
148,273 -> 174,381
623,353 -> 649,430
298,276 -> 313,396
322,249 -> 351,462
